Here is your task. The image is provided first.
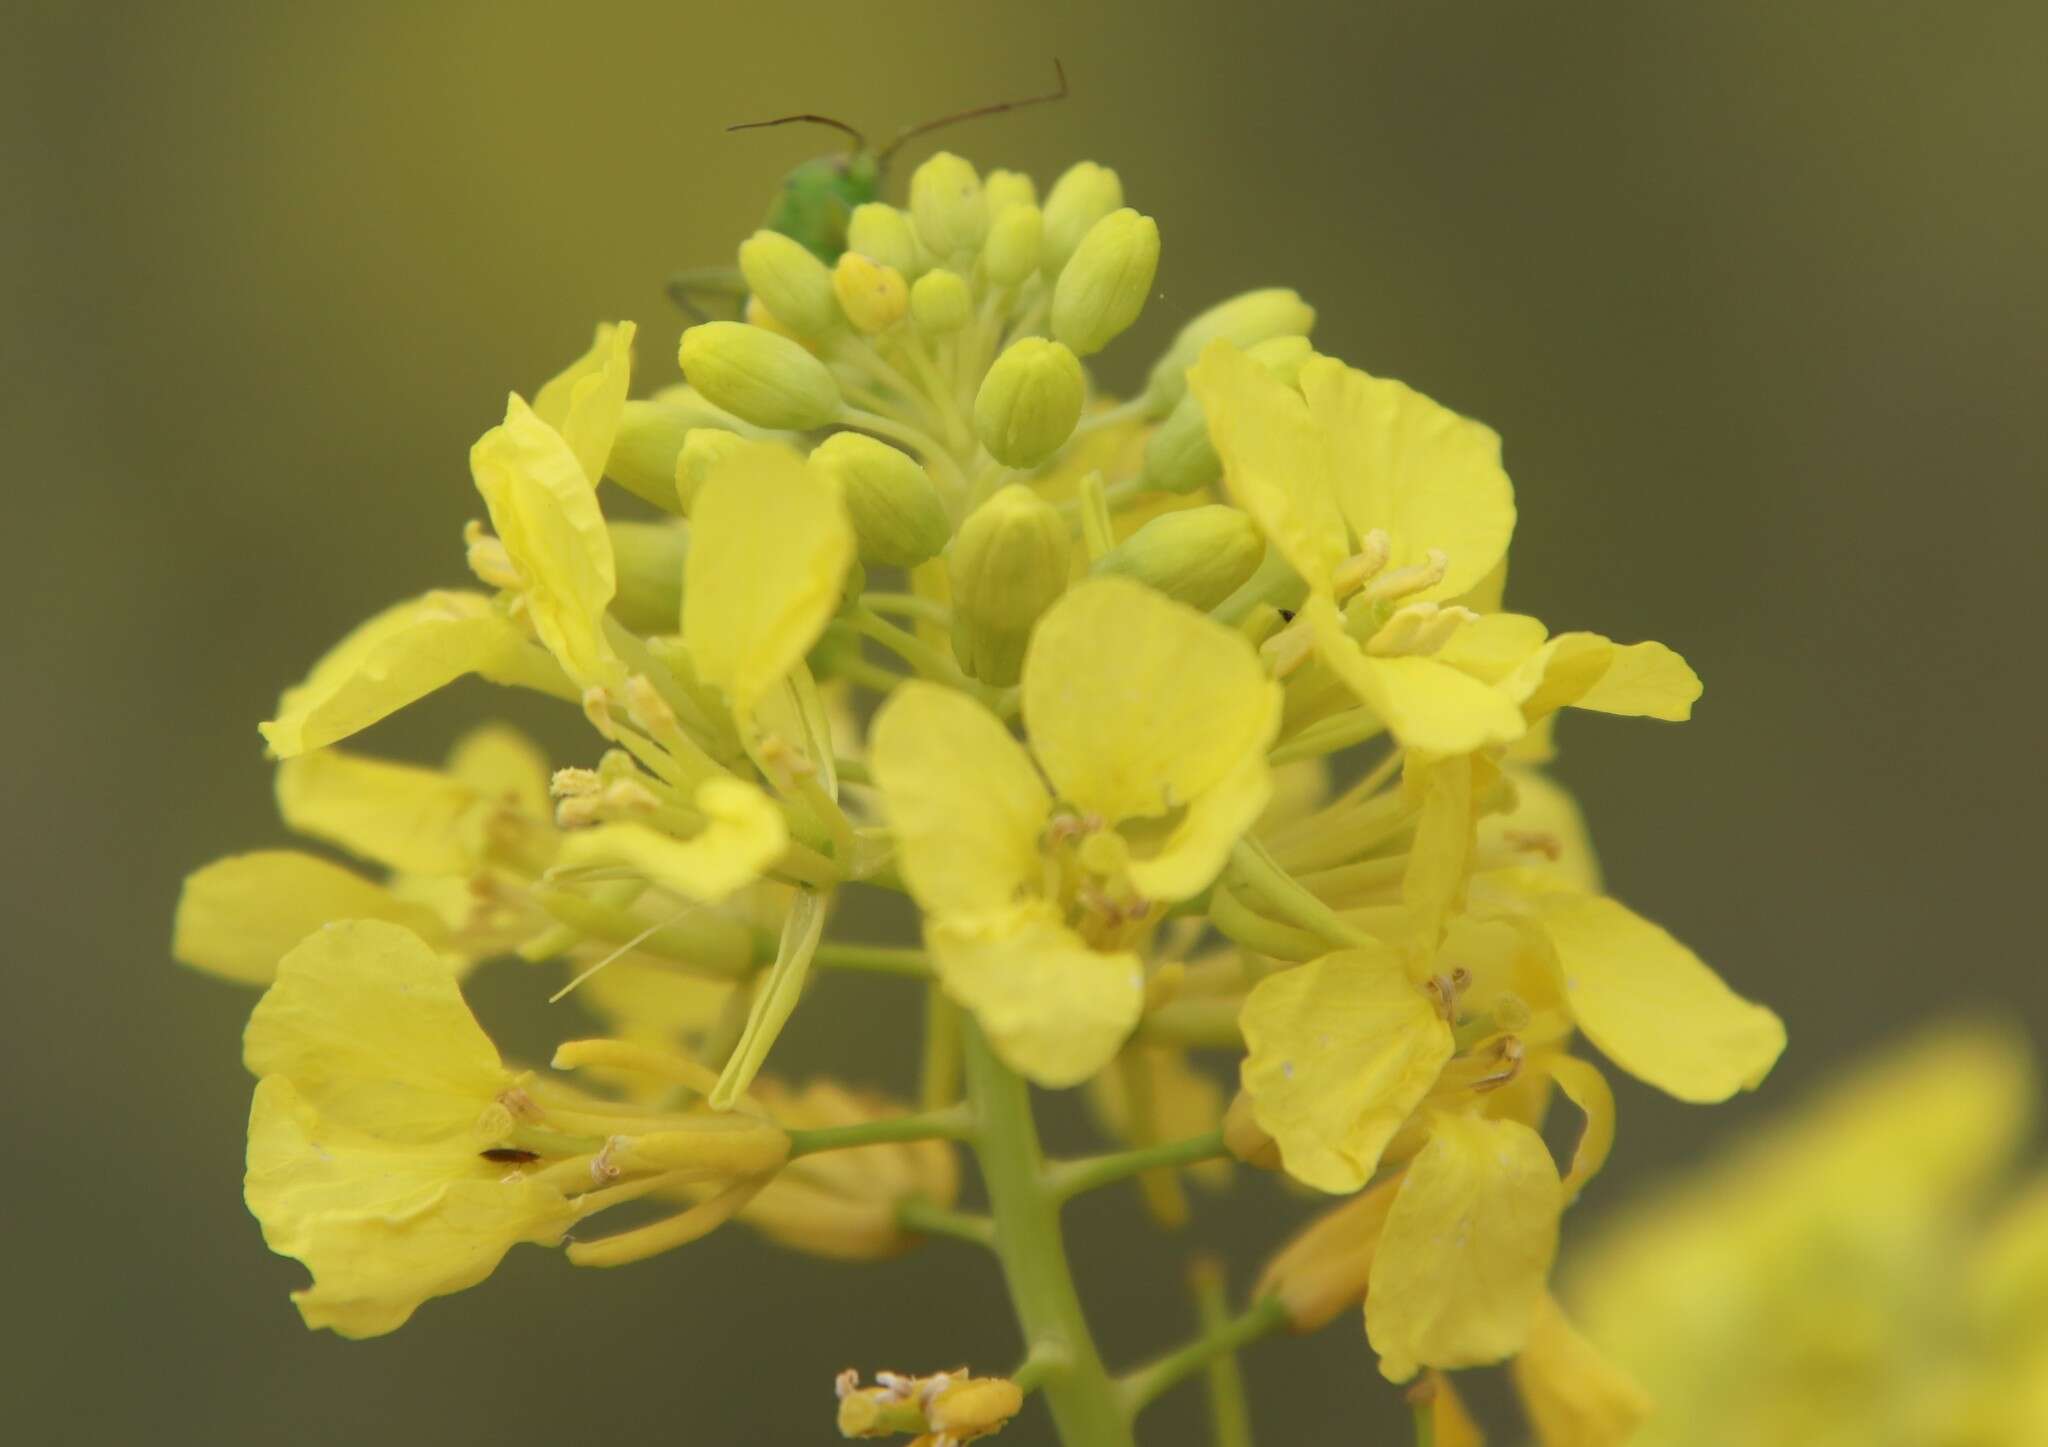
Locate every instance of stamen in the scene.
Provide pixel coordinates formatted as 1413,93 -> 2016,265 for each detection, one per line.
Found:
835,1370 -> 859,1402
1364,602 -> 1476,657
551,767 -> 601,799
1260,622 -> 1316,679
463,520 -> 522,590
1360,547 -> 1448,605
581,686 -> 619,741
1331,529 -> 1392,598
1501,828 -> 1563,861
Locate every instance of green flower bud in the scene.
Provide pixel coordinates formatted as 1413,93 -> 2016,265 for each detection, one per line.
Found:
1141,335 -> 1316,494
809,431 -> 950,568
675,427 -> 746,514
1140,287 -> 1317,417
606,520 -> 688,633
845,203 -> 921,277
948,483 -> 1071,686
1041,160 -> 1124,276
737,229 -> 840,338
909,151 -> 988,261
910,269 -> 973,336
974,337 -> 1085,468
605,399 -> 701,512
1051,208 -> 1160,356
678,321 -> 840,432
1090,505 -> 1265,610
984,168 -> 1038,214
984,203 -> 1044,288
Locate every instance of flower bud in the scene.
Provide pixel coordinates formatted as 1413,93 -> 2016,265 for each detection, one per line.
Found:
910,269 -> 973,336
737,229 -> 840,338
984,167 -> 1038,214
678,321 -> 841,431
1091,505 -> 1264,610
928,1377 -> 1024,1437
743,294 -> 804,344
1223,1089 -> 1282,1170
1142,334 -> 1316,494
606,520 -> 687,633
832,252 -> 909,335
674,426 -> 746,514
605,399 -> 700,512
1140,287 -> 1317,417
1041,160 -> 1124,276
1254,1177 -> 1400,1331
845,202 -> 920,277
909,151 -> 988,260
983,203 -> 1044,288
948,483 -> 1071,686
973,337 -> 1085,468
1051,207 -> 1160,356
809,432 -> 950,568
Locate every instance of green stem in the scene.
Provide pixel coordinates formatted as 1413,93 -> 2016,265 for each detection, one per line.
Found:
785,1102 -> 976,1156
1117,1297 -> 1288,1419
962,1022 -> 1133,1447
1207,885 -> 1327,962
894,1196 -> 997,1248
809,940 -> 935,977
1190,1257 -> 1254,1447
1044,1131 -> 1229,1203
1227,838 -> 1377,950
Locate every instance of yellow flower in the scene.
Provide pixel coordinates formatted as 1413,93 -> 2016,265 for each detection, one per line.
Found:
871,577 -> 1281,1085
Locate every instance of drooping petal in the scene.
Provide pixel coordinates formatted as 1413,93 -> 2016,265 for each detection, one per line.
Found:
551,777 -> 787,905
471,395 -> 621,689
259,591 -> 569,757
1308,596 -> 1526,754
870,682 -> 1049,917
1299,356 -> 1515,600
682,439 -> 854,718
530,321 -> 635,488
1509,1294 -> 1653,1447
1024,576 -> 1281,843
1492,875 -> 1785,1103
275,749 -> 485,876
245,1077 -> 573,1338
1126,743 -> 1274,902
242,919 -> 512,1143
1187,339 -> 1346,591
927,909 -> 1144,1088
1240,948 -> 1454,1193
173,851 -> 448,986
1500,633 -> 1700,724
1367,1112 -> 1563,1381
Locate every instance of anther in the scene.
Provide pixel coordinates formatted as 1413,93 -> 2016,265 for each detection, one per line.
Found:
581,686 -> 619,741
1365,601 -> 1476,657
834,1369 -> 859,1401
1260,622 -> 1316,679
1360,547 -> 1449,605
463,520 -> 522,590
1502,828 -> 1564,861
590,1135 -> 626,1185
1331,529 -> 1392,598
551,767 -> 601,799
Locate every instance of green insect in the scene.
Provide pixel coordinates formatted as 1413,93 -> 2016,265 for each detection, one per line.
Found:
667,62 -> 1068,322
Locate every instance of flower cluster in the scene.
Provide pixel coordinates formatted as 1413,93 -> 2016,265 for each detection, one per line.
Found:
176,149 -> 1783,1442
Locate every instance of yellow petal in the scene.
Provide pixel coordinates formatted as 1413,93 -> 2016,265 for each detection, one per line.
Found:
242,919 -> 511,1142
1187,339 -> 1346,590
1510,1294 -> 1652,1447
683,439 -> 853,717
446,724 -> 554,818
927,909 -> 1144,1088
1299,356 -> 1515,600
1402,756 -> 1477,949
1574,640 -> 1700,721
275,750 -> 483,875
245,1077 -> 572,1338
530,321 -> 635,488
174,851 -> 449,986
1126,742 -> 1273,902
1479,767 -> 1602,895
1433,611 -> 1549,684
471,395 -> 620,688
1540,1053 -> 1615,1203
1308,596 -> 1526,754
1024,576 -> 1281,836
552,777 -> 787,905
260,590 -> 568,757
1367,1113 -> 1563,1381
1240,947 -> 1454,1193
870,682 -> 1049,917
1422,1371 -> 1487,1447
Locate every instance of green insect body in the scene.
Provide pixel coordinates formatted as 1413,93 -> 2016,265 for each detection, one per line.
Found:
765,150 -> 881,263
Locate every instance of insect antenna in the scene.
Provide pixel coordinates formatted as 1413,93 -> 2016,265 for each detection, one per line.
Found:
726,112 -> 868,150
877,59 -> 1069,164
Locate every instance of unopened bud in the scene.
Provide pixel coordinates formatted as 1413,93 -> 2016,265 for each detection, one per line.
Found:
845,202 -> 921,277
744,294 -> 804,344
973,337 -> 1085,468
1142,334 -> 1315,494
1052,208 -> 1160,356
1223,1089 -> 1282,1170
605,400 -> 698,512
679,321 -> 841,431
928,1377 -> 1024,1437
1091,505 -> 1264,610
910,269 -> 973,337
674,427 -> 746,514
606,520 -> 688,633
1141,287 -> 1318,417
832,252 -> 909,334
1041,160 -> 1124,276
809,432 -> 950,568
983,203 -> 1044,288
909,151 -> 988,261
983,168 -> 1038,214
948,483 -> 1071,686
738,229 -> 840,338
1255,1176 -> 1401,1332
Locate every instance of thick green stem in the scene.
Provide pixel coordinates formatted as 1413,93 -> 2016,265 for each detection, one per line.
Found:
962,1023 -> 1134,1447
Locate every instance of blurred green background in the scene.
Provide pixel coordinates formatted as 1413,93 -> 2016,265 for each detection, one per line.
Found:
7,1 -> 2045,1442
